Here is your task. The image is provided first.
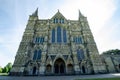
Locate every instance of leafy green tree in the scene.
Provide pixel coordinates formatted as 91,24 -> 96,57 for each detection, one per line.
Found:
2,62 -> 12,73
6,62 -> 12,72
2,67 -> 9,73
102,49 -> 120,55
0,67 -> 2,73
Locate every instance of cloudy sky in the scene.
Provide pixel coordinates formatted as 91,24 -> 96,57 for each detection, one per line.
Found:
0,0 -> 120,67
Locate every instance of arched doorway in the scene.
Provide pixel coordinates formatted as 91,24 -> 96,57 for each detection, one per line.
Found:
82,66 -> 86,74
54,58 -> 65,74
119,64 -> 120,69
46,64 -> 52,73
32,67 -> 37,75
67,64 -> 74,74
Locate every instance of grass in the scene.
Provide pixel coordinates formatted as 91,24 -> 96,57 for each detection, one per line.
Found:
0,73 -> 8,76
75,77 -> 120,80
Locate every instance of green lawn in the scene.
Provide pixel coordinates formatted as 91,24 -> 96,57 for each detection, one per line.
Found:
75,77 -> 120,80
0,73 -> 8,76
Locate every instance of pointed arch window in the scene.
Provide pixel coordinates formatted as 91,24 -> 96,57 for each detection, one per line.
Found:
57,27 -> 62,43
33,50 -> 42,60
73,37 -> 82,44
35,37 -> 44,43
33,50 -> 38,60
56,18 -> 58,23
77,49 -> 84,61
61,19 -> 64,23
51,27 -> 67,43
78,37 -> 82,44
63,29 -> 67,43
59,19 -> 62,23
54,18 -> 58,23
52,29 -> 55,43
37,50 -> 41,60
54,18 -> 64,24
35,37 -> 39,43
53,19 -> 56,23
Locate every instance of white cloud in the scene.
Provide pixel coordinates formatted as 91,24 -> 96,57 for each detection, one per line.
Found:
0,24 -> 25,67
59,0 -> 117,53
96,21 -> 120,53
59,0 -> 116,32
0,52 -> 14,67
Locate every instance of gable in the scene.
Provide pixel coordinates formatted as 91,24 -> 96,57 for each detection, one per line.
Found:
51,10 -> 66,19
51,10 -> 67,24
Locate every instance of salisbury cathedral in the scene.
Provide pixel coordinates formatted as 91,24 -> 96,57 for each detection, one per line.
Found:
10,9 -> 108,76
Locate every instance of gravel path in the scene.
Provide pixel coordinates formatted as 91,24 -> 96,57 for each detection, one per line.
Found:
0,73 -> 120,80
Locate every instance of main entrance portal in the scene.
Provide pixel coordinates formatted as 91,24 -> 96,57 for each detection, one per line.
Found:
54,58 -> 65,74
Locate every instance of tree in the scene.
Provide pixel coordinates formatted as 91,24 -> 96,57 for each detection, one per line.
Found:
2,67 -> 9,73
2,62 -> 12,73
102,49 -> 120,55
0,67 -> 2,73
6,62 -> 12,72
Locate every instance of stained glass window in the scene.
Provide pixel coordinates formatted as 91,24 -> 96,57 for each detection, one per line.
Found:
35,37 -> 38,43
77,49 -> 84,61
52,27 -> 67,43
33,50 -> 42,60
54,18 -> 64,24
56,18 -> 58,23
61,19 -> 64,23
33,50 -> 37,60
39,37 -> 41,43
73,37 -> 82,44
37,50 -> 41,60
52,29 -> 55,43
35,37 -> 44,43
59,19 -> 62,23
57,27 -> 62,43
63,29 -> 67,43
41,37 -> 44,43
78,37 -> 82,44
54,19 -> 56,23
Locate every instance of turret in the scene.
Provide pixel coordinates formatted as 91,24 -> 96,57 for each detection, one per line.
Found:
78,10 -> 85,21
29,8 -> 39,20
32,8 -> 38,17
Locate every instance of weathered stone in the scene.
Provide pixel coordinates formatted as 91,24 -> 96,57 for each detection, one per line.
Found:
10,9 -> 106,76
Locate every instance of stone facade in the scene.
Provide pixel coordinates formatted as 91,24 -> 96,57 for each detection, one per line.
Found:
10,9 -> 106,76
101,54 -> 120,73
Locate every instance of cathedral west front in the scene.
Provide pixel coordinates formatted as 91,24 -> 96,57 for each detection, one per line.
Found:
10,9 -> 107,76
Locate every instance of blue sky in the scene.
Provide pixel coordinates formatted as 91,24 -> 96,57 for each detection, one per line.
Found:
0,0 -> 120,67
